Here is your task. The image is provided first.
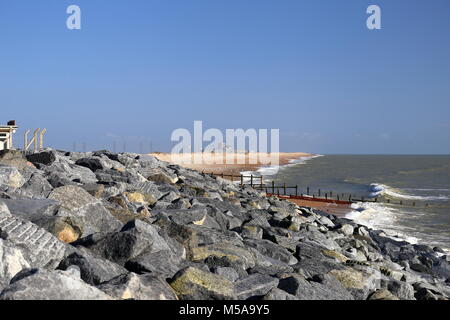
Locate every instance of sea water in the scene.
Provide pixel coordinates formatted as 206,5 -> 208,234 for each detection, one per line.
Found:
265,155 -> 450,252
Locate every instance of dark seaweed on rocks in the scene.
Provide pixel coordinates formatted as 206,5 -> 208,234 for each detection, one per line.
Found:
0,149 -> 449,300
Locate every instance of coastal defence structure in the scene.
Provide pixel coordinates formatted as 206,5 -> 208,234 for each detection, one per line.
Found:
205,172 -> 431,208
0,120 -> 18,151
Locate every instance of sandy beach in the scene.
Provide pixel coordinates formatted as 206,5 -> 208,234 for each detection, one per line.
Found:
150,152 -> 314,175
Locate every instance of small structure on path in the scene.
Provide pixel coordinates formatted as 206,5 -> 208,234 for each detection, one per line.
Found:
0,120 -> 18,151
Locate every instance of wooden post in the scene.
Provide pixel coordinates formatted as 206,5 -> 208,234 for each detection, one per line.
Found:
272,181 -> 275,194
283,183 -> 286,195
337,194 -> 340,201
250,175 -> 253,188
277,188 -> 280,197
241,174 -> 244,186
231,174 -> 234,182
330,191 -> 333,198
349,195 -> 351,202
318,189 -> 321,197
325,193 -> 328,200
39,128 -> 47,151
307,187 -> 310,195
295,185 -> 298,196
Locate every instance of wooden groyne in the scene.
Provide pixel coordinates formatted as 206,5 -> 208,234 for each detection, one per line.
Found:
204,172 -> 431,208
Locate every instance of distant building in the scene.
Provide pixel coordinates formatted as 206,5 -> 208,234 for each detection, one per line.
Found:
0,120 -> 18,151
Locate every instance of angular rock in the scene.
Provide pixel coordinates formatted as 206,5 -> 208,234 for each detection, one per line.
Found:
58,247 -> 128,285
75,220 -> 169,265
213,267 -> 240,282
235,274 -> 279,300
263,288 -> 299,300
75,158 -> 105,172
48,185 -> 122,235
0,268 -> 112,300
0,166 -> 25,189
328,266 -> 383,300
244,239 -> 298,265
169,267 -> 236,300
125,249 -> 184,278
26,151 -> 57,166
368,289 -> 400,300
278,273 -> 354,300
0,239 -> 30,289
2,198 -> 59,220
97,272 -> 178,300
0,201 -> 11,218
0,216 -> 66,269
190,242 -> 256,270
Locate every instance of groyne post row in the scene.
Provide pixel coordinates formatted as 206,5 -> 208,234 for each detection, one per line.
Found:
204,172 -> 429,208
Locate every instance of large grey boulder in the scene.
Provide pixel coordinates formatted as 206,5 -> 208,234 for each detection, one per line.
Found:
58,247 -> 128,285
169,267 -> 236,300
0,216 -> 66,269
43,157 -> 98,187
125,249 -> 184,278
97,272 -> 178,300
12,173 -> 54,199
0,166 -> 25,189
75,157 -> 106,172
1,199 -> 59,220
26,151 -> 57,166
235,274 -> 279,300
74,220 -> 170,265
244,239 -> 298,265
153,208 -> 209,226
190,242 -> 257,270
278,274 -> 354,300
48,185 -> 122,236
387,279 -> 415,300
0,201 -> 11,218
0,239 -> 30,290
0,268 -> 112,300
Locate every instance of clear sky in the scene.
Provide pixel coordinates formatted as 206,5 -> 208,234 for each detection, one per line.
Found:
1,0 -> 449,154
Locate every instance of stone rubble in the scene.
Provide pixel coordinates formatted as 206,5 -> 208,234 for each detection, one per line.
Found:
0,149 -> 448,300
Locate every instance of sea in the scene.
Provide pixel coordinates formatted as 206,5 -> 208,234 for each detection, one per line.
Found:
258,155 -> 450,252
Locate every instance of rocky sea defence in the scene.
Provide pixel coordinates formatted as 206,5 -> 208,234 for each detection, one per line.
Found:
0,149 -> 449,300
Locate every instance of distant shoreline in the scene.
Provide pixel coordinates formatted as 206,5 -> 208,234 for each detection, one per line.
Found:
150,152 -> 314,176
151,152 -> 352,216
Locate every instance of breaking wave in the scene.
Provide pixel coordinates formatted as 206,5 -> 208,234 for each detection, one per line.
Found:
368,183 -> 450,201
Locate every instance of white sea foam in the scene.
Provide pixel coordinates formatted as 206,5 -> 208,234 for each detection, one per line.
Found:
369,183 -> 450,201
346,202 -> 421,245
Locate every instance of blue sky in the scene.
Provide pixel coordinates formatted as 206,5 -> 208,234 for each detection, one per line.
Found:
1,0 -> 449,154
